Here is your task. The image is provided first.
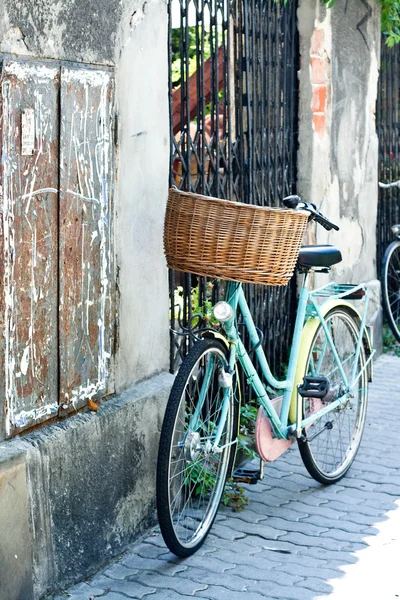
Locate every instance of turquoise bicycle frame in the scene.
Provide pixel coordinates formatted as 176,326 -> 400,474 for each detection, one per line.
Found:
209,274 -> 375,448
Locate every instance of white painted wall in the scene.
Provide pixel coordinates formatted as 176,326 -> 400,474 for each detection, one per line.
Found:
115,0 -> 170,389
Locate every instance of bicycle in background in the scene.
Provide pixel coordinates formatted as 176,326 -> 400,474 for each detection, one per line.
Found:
382,224 -> 400,342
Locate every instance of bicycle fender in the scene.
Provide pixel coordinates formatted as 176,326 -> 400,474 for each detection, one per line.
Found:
201,329 -> 230,348
289,299 -> 373,425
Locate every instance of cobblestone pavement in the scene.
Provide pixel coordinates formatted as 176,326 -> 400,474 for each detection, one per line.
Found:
54,354 -> 400,600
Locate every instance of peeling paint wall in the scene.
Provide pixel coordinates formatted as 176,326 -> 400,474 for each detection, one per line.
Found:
0,62 -> 60,437
59,67 -> 115,412
0,62 -> 116,436
297,0 -> 381,334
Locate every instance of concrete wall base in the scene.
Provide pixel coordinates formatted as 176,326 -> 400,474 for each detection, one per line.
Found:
0,372 -> 172,600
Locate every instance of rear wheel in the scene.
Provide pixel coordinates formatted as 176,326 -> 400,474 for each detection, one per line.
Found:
156,338 -> 236,556
298,306 -> 368,484
382,240 -> 400,343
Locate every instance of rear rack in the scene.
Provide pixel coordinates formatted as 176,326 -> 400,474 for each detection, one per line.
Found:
310,283 -> 367,301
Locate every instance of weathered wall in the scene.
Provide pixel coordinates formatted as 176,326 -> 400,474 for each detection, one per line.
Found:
297,0 -> 382,344
0,0 -> 170,597
0,373 -> 172,599
0,0 -> 123,63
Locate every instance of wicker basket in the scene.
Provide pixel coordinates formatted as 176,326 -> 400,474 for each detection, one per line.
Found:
164,189 -> 309,286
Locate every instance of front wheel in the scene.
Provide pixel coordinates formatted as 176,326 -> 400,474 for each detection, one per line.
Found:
156,338 -> 236,557
382,240 -> 400,343
298,306 -> 368,484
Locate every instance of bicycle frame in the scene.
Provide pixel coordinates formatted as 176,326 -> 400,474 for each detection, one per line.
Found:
208,274 -> 375,449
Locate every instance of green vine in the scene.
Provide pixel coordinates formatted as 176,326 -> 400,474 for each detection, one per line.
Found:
379,0 -> 400,45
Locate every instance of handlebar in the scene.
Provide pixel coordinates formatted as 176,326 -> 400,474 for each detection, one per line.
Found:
283,195 -> 339,232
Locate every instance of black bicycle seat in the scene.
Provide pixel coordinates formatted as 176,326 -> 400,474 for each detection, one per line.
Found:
298,245 -> 342,268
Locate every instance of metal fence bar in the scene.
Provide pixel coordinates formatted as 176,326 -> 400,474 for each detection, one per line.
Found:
377,40 -> 400,272
168,0 -> 299,380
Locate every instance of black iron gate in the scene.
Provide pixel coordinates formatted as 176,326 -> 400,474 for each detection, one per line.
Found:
168,0 -> 299,378
377,41 -> 400,271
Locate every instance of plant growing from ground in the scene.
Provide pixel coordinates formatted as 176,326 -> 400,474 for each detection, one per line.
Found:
383,324 -> 400,356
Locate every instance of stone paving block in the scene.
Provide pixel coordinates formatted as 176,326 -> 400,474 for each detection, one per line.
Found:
127,543 -> 170,560
88,576 -> 155,599
126,570 -> 208,595
374,482 -> 400,496
297,545 -> 359,565
326,499 -> 391,516
250,583 -> 319,600
274,561 -> 343,581
301,514 -> 368,533
208,522 -> 247,541
278,530 -> 352,551
254,548 -> 328,569
98,594 -> 154,600
158,552 -> 236,573
284,501 -> 345,520
140,592 -> 197,600
245,491 -> 292,508
264,455 -> 304,475
214,513 -> 228,522
336,487 -> 398,504
174,566 -> 254,591
197,584 -> 274,600
298,576 -> 337,594
247,503 -> 310,522
52,594 -> 99,600
232,564 -> 302,586
103,563 -> 139,580
341,510 -> 384,526
249,576 -> 333,599
141,534 -> 168,548
204,546 -> 284,569
264,469 -> 313,487
319,527 -> 371,544
61,582 -> 107,597
350,460 -> 397,476
339,541 -> 371,553
228,519 -> 286,541
264,516 -> 329,537
205,536 -> 265,556
121,555 -> 187,576
262,477 -> 319,496
219,507 -> 269,524
344,470 -> 394,485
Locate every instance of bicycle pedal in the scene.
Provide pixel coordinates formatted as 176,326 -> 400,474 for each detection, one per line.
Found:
232,461 -> 262,485
298,376 -> 329,398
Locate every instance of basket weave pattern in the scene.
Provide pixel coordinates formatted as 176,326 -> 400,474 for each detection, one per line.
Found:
164,189 -> 308,286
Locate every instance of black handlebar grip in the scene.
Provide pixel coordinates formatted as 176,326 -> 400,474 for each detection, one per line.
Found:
316,213 -> 339,231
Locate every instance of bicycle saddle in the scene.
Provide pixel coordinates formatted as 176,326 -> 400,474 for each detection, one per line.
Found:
298,245 -> 342,267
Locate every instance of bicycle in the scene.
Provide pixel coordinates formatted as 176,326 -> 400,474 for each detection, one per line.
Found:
382,223 -> 400,342
157,189 -> 374,557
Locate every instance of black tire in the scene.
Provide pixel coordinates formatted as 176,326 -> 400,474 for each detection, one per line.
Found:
382,240 -> 400,343
156,338 -> 236,556
298,306 -> 368,484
